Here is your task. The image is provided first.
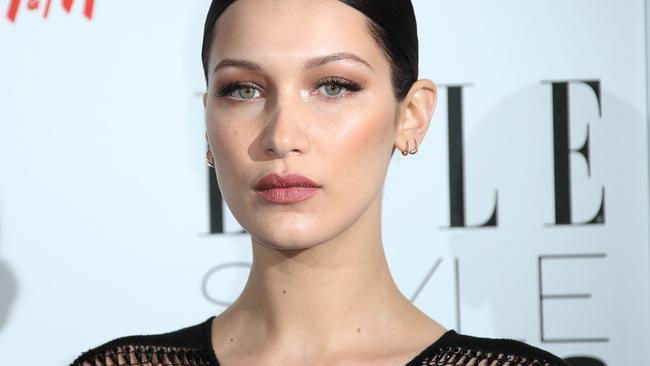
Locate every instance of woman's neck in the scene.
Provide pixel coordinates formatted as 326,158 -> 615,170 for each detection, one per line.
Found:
211,198 -> 445,362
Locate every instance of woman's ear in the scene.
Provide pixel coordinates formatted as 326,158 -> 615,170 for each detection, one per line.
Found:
394,79 -> 437,154
203,92 -> 208,108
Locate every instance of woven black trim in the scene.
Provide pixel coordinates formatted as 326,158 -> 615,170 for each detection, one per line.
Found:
69,317 -> 215,366
407,330 -> 570,366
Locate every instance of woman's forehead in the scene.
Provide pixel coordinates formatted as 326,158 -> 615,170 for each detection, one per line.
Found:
210,0 -> 387,73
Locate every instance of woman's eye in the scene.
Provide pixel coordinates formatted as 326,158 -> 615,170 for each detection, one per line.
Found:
235,86 -> 261,99
217,82 -> 263,100
319,83 -> 344,97
315,78 -> 362,98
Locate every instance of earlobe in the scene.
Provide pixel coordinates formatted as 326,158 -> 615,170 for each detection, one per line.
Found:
202,92 -> 208,108
205,132 -> 215,168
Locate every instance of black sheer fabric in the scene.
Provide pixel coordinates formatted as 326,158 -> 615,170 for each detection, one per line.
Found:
70,316 -> 571,366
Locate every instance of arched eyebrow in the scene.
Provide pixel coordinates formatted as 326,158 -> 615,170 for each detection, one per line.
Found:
212,52 -> 374,74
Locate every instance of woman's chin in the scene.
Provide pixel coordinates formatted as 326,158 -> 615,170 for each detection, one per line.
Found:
249,222 -> 334,251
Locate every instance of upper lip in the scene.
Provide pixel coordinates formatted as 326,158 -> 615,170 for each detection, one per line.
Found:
254,173 -> 321,191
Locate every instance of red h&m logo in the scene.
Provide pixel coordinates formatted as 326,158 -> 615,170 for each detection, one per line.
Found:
6,0 -> 95,22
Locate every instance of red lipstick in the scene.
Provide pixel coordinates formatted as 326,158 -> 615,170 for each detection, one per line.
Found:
254,173 -> 321,204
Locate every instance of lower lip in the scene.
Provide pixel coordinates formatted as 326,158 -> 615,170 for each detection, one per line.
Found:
256,187 -> 320,204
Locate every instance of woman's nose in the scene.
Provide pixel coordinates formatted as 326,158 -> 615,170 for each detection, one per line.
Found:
260,91 -> 311,159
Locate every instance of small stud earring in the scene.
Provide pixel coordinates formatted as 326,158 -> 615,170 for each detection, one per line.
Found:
206,150 -> 215,168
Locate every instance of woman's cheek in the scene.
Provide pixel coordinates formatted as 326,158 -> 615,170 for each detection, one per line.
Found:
212,122 -> 246,166
322,107 -> 393,185
333,94 -> 393,151
208,99 -> 261,151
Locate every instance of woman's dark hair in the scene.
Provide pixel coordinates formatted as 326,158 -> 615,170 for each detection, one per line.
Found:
201,0 -> 419,101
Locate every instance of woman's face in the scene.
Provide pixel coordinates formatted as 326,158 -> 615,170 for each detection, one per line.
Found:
204,0 -> 402,250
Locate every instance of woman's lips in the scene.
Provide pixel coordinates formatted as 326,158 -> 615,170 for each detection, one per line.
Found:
256,187 -> 320,204
254,172 -> 321,204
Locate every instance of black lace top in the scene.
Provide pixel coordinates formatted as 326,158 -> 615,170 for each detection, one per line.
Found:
70,316 -> 570,366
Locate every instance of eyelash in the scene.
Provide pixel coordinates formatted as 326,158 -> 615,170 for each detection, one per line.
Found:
215,76 -> 363,101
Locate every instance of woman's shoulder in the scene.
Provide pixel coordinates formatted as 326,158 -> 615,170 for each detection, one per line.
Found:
411,329 -> 571,366
69,316 -> 216,366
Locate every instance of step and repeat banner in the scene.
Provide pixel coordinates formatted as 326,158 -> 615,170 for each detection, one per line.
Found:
1,1 -> 649,365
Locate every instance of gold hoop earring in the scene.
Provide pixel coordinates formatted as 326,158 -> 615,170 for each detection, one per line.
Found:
409,138 -> 419,155
206,150 -> 215,168
401,140 -> 410,156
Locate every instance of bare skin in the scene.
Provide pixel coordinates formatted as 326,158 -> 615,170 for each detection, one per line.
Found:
201,0 -> 444,365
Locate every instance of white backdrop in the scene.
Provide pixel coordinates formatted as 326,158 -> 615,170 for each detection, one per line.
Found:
0,1 -> 648,365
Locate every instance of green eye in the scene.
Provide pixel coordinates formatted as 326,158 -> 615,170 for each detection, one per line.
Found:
216,82 -> 263,100
320,83 -> 343,96
236,86 -> 259,99
315,77 -> 362,98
